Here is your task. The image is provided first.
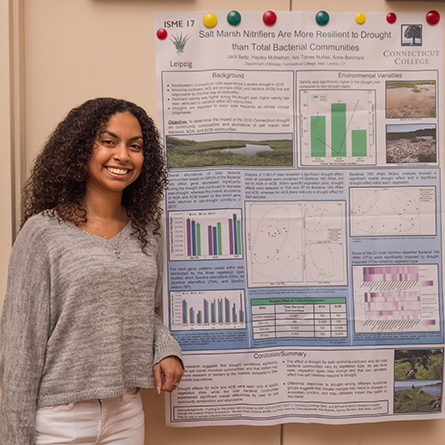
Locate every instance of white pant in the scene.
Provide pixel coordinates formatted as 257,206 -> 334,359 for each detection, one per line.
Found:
35,388 -> 145,445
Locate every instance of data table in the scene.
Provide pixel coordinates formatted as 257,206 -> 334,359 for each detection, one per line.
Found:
251,298 -> 347,339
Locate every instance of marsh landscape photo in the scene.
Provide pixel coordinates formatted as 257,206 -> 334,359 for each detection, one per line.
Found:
386,124 -> 436,164
394,350 -> 443,414
394,380 -> 442,413
394,349 -> 443,381
166,133 -> 293,168
386,80 -> 436,118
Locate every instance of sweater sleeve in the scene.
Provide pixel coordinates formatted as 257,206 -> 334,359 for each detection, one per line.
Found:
0,221 -> 51,445
152,236 -> 183,366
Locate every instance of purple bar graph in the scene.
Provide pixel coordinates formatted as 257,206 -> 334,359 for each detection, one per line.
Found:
186,219 -> 191,256
182,300 -> 187,324
239,294 -> 244,322
228,220 -> 234,255
208,226 -> 213,255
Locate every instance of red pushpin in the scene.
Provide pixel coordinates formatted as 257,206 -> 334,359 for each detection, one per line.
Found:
157,28 -> 168,40
263,10 -> 277,26
386,12 -> 397,24
426,10 -> 440,25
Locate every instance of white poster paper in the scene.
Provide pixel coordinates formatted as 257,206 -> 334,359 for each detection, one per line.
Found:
154,10 -> 445,425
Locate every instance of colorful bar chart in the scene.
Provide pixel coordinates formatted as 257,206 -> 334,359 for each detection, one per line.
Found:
169,209 -> 243,260
300,89 -> 376,166
170,290 -> 246,330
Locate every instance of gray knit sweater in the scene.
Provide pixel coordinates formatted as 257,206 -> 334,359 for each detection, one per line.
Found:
0,212 -> 182,444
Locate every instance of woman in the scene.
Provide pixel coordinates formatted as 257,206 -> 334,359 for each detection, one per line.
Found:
0,98 -> 183,444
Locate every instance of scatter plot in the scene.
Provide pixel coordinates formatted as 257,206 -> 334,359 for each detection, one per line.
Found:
246,203 -> 303,286
350,187 -> 436,236
246,201 -> 346,287
306,243 -> 345,282
305,203 -> 344,242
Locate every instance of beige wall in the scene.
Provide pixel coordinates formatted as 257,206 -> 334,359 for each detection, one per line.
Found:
3,0 -> 445,443
0,1 -> 14,296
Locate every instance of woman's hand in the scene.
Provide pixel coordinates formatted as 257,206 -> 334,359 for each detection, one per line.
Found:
153,356 -> 184,394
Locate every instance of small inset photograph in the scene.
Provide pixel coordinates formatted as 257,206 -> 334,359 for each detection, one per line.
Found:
386,124 -> 436,164
394,380 -> 442,413
395,349 -> 443,380
386,80 -> 435,118
394,349 -> 443,414
166,133 -> 293,168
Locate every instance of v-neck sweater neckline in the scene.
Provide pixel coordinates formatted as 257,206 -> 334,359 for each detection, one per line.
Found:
57,217 -> 133,258
59,218 -> 132,244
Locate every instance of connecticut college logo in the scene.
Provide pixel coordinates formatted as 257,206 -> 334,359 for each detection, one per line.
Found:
401,24 -> 422,47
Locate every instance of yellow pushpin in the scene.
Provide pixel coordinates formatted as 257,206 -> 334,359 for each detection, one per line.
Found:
203,13 -> 217,28
355,12 -> 366,24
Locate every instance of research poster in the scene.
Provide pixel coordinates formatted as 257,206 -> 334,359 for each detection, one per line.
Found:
154,10 -> 445,425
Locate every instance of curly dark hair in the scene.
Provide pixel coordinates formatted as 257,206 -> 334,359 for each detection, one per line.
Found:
22,97 -> 167,251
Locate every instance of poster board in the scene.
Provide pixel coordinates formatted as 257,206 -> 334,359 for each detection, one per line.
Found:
154,9 -> 445,426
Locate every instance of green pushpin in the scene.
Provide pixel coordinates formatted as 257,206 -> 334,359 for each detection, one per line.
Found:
227,10 -> 241,26
316,11 -> 329,26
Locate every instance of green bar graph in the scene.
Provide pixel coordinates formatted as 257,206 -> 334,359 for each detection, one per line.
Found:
217,222 -> 222,255
310,115 -> 326,157
331,103 -> 347,157
302,89 -> 375,165
196,223 -> 201,256
352,130 -> 367,157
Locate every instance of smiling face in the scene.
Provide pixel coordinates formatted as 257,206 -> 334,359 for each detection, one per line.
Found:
86,112 -> 144,197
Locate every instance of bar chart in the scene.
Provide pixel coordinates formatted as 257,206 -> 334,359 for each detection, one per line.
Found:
353,264 -> 440,333
169,209 -> 243,260
170,290 -> 247,330
300,89 -> 376,166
